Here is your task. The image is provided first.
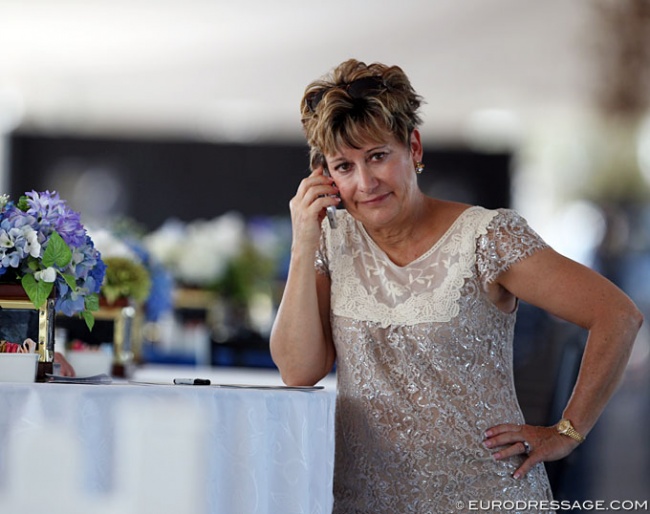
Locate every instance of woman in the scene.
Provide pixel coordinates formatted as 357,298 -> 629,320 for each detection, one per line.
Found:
270,59 -> 643,513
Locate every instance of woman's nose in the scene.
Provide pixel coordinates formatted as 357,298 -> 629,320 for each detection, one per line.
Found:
357,165 -> 378,192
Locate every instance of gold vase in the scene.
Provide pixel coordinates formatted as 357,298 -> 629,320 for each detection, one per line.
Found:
0,283 -> 55,381
95,296 -> 141,378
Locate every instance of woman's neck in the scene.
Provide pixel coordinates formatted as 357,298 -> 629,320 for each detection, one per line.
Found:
363,195 -> 439,266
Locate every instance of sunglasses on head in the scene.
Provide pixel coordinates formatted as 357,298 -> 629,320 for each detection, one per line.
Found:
305,76 -> 387,113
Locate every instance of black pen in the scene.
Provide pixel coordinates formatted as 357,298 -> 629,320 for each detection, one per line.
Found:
173,378 -> 211,385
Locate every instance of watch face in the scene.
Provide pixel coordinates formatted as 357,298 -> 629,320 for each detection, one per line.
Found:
558,419 -> 570,432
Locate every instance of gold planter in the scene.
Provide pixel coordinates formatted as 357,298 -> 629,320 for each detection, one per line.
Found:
95,298 -> 141,378
0,284 -> 55,381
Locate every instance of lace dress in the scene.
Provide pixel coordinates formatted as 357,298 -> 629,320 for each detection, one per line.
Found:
316,206 -> 555,514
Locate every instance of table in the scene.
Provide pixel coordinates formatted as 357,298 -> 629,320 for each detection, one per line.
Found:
0,366 -> 336,514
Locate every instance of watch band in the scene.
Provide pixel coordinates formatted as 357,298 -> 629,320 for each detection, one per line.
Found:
556,418 -> 585,443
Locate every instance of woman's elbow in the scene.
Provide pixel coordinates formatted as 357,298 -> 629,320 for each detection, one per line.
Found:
630,304 -> 644,331
279,366 -> 329,387
616,300 -> 644,339
273,350 -> 334,387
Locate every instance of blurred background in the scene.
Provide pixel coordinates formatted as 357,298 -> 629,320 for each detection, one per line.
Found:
1,0 -> 649,509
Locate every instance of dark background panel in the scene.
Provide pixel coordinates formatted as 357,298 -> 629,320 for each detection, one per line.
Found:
9,133 -> 511,229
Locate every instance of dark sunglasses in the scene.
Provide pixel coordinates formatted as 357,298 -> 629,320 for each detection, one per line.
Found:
305,76 -> 387,113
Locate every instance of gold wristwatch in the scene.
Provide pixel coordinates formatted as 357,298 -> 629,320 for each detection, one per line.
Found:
556,419 -> 585,443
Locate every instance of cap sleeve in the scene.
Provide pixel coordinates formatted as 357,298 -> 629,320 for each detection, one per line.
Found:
476,209 -> 549,289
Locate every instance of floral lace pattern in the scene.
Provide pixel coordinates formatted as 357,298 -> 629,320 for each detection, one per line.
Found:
316,207 -> 554,513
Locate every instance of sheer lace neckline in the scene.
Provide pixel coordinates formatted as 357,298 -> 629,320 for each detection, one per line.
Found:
319,206 -> 548,328
355,205 -> 478,269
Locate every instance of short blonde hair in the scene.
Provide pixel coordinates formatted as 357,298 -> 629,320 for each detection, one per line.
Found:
300,59 -> 423,168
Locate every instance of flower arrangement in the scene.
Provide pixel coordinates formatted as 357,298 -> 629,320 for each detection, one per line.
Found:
0,191 -> 106,329
143,212 -> 247,289
126,240 -> 174,322
142,212 -> 286,304
89,224 -> 173,321
101,256 -> 151,305
88,226 -> 152,305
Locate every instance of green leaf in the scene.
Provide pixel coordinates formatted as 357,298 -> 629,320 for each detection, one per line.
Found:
81,310 -> 95,331
21,273 -> 54,309
27,258 -> 40,271
62,273 -> 77,290
16,195 -> 29,212
42,231 -> 72,268
85,293 -> 100,312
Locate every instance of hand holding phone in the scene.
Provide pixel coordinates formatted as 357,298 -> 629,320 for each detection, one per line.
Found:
322,167 -> 338,229
312,153 -> 340,229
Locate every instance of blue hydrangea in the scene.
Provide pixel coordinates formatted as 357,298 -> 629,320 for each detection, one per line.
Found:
23,190 -> 87,248
0,191 -> 106,321
125,237 -> 173,321
0,216 -> 41,271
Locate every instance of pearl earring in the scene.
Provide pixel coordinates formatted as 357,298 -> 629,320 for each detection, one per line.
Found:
415,161 -> 425,174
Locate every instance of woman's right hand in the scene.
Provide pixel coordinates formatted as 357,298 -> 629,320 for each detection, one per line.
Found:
289,166 -> 340,250
271,165 -> 339,386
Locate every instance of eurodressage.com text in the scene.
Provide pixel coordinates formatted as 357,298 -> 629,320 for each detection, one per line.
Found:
462,499 -> 648,511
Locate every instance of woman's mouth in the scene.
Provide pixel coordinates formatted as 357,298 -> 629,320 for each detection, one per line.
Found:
359,193 -> 391,206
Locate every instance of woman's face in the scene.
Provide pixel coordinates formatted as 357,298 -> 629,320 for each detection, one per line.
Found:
324,130 -> 423,229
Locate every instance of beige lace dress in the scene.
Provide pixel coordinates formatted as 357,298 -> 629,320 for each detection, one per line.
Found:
316,206 -> 555,514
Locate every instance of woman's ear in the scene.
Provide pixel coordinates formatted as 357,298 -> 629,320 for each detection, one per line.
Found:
410,129 -> 423,161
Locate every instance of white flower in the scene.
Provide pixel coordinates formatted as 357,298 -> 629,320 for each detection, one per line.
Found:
87,227 -> 139,261
143,219 -> 186,270
0,230 -> 13,249
144,212 -> 246,286
22,226 -> 41,258
34,267 -> 57,283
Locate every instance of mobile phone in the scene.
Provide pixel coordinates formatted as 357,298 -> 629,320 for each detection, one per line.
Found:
322,167 -> 338,229
312,153 -> 339,229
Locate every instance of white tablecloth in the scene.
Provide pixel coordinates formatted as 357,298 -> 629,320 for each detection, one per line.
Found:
0,366 -> 336,514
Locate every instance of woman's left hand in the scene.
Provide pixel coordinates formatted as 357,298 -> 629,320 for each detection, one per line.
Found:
54,352 -> 76,377
483,423 -> 581,479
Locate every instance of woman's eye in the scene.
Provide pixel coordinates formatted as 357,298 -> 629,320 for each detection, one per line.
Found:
334,163 -> 351,173
371,152 -> 387,161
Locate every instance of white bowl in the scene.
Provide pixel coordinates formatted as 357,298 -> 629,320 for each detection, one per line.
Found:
0,353 -> 39,383
66,350 -> 113,377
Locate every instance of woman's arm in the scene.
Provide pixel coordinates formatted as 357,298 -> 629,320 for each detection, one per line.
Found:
270,253 -> 336,386
484,247 -> 643,478
269,167 -> 339,386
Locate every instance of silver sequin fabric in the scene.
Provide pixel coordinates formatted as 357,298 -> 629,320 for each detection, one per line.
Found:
316,206 -> 555,514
